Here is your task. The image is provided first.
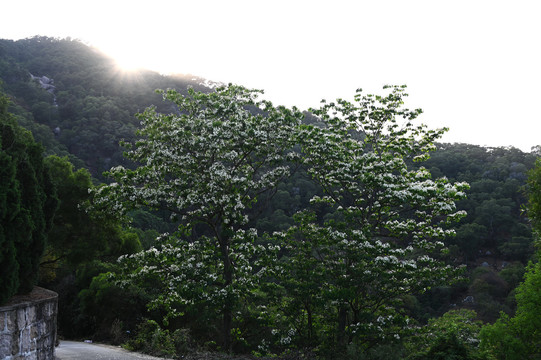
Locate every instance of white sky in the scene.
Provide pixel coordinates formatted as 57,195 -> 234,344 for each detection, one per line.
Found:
2,0 -> 540,152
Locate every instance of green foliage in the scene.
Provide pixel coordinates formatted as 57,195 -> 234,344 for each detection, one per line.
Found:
43,155 -> 94,266
118,231 -> 143,254
114,231 -> 272,344
283,86 -> 467,355
0,93 -> 57,303
38,155 -> 146,339
528,158 -> 541,237
465,268 -> 510,323
406,309 -> 486,359
498,262 -> 525,290
124,319 -> 194,357
345,343 -> 405,360
409,331 -> 487,360
480,257 -> 541,359
497,236 -> 533,262
97,84 -> 304,351
41,155 -> 143,282
100,85 -> 470,357
424,144 -> 536,263
0,36 -> 209,179
124,319 -> 176,357
454,223 -> 488,260
77,270 -> 148,341
416,144 -> 537,323
479,161 -> 541,359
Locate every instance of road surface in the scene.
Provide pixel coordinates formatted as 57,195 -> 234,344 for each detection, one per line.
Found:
55,340 -> 171,360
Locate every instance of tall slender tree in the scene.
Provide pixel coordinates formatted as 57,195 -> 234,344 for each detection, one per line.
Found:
0,94 -> 57,303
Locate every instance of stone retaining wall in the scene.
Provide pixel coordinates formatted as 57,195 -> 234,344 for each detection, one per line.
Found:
0,287 -> 58,360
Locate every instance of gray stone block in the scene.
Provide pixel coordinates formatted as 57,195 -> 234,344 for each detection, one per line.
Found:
0,332 -> 13,356
30,323 -> 39,339
11,331 -> 19,355
16,308 -> 26,329
6,311 -> 16,332
36,321 -> 45,337
25,351 -> 38,360
1,331 -> 20,355
42,303 -> 54,318
27,306 -> 37,324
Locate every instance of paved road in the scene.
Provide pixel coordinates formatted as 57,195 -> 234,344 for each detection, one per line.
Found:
55,341 -> 171,360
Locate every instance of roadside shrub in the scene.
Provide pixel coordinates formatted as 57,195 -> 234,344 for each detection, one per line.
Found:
124,319 -> 175,357
172,328 -> 194,356
110,319 -> 127,345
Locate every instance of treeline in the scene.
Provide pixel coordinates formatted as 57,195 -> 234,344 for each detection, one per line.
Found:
1,37 -> 540,359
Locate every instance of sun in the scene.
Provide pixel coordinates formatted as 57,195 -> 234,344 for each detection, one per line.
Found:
101,43 -> 180,75
108,47 -> 145,72
95,36 -> 211,78
96,39 -> 153,73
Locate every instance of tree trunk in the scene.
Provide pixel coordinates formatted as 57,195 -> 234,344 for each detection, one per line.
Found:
220,237 -> 233,352
337,306 -> 348,353
307,304 -> 313,342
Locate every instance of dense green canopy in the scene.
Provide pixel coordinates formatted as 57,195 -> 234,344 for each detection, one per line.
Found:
0,94 -> 57,304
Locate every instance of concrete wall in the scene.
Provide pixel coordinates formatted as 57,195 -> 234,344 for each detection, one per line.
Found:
0,287 -> 58,360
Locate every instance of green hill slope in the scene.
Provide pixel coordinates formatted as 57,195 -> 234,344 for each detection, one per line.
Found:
0,36 -> 211,178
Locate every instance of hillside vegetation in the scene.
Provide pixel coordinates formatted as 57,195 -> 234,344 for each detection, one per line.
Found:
0,36 -> 210,177
1,36 -> 540,359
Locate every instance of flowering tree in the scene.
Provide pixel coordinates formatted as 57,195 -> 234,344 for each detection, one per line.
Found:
96,84 -> 469,356
269,85 -> 469,354
94,84 -> 303,350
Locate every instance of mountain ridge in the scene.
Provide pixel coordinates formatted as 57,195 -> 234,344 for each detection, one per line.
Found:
0,36 -> 212,178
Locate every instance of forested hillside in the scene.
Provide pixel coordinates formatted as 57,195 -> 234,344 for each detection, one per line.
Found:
1,37 -> 540,359
0,36 -> 210,178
